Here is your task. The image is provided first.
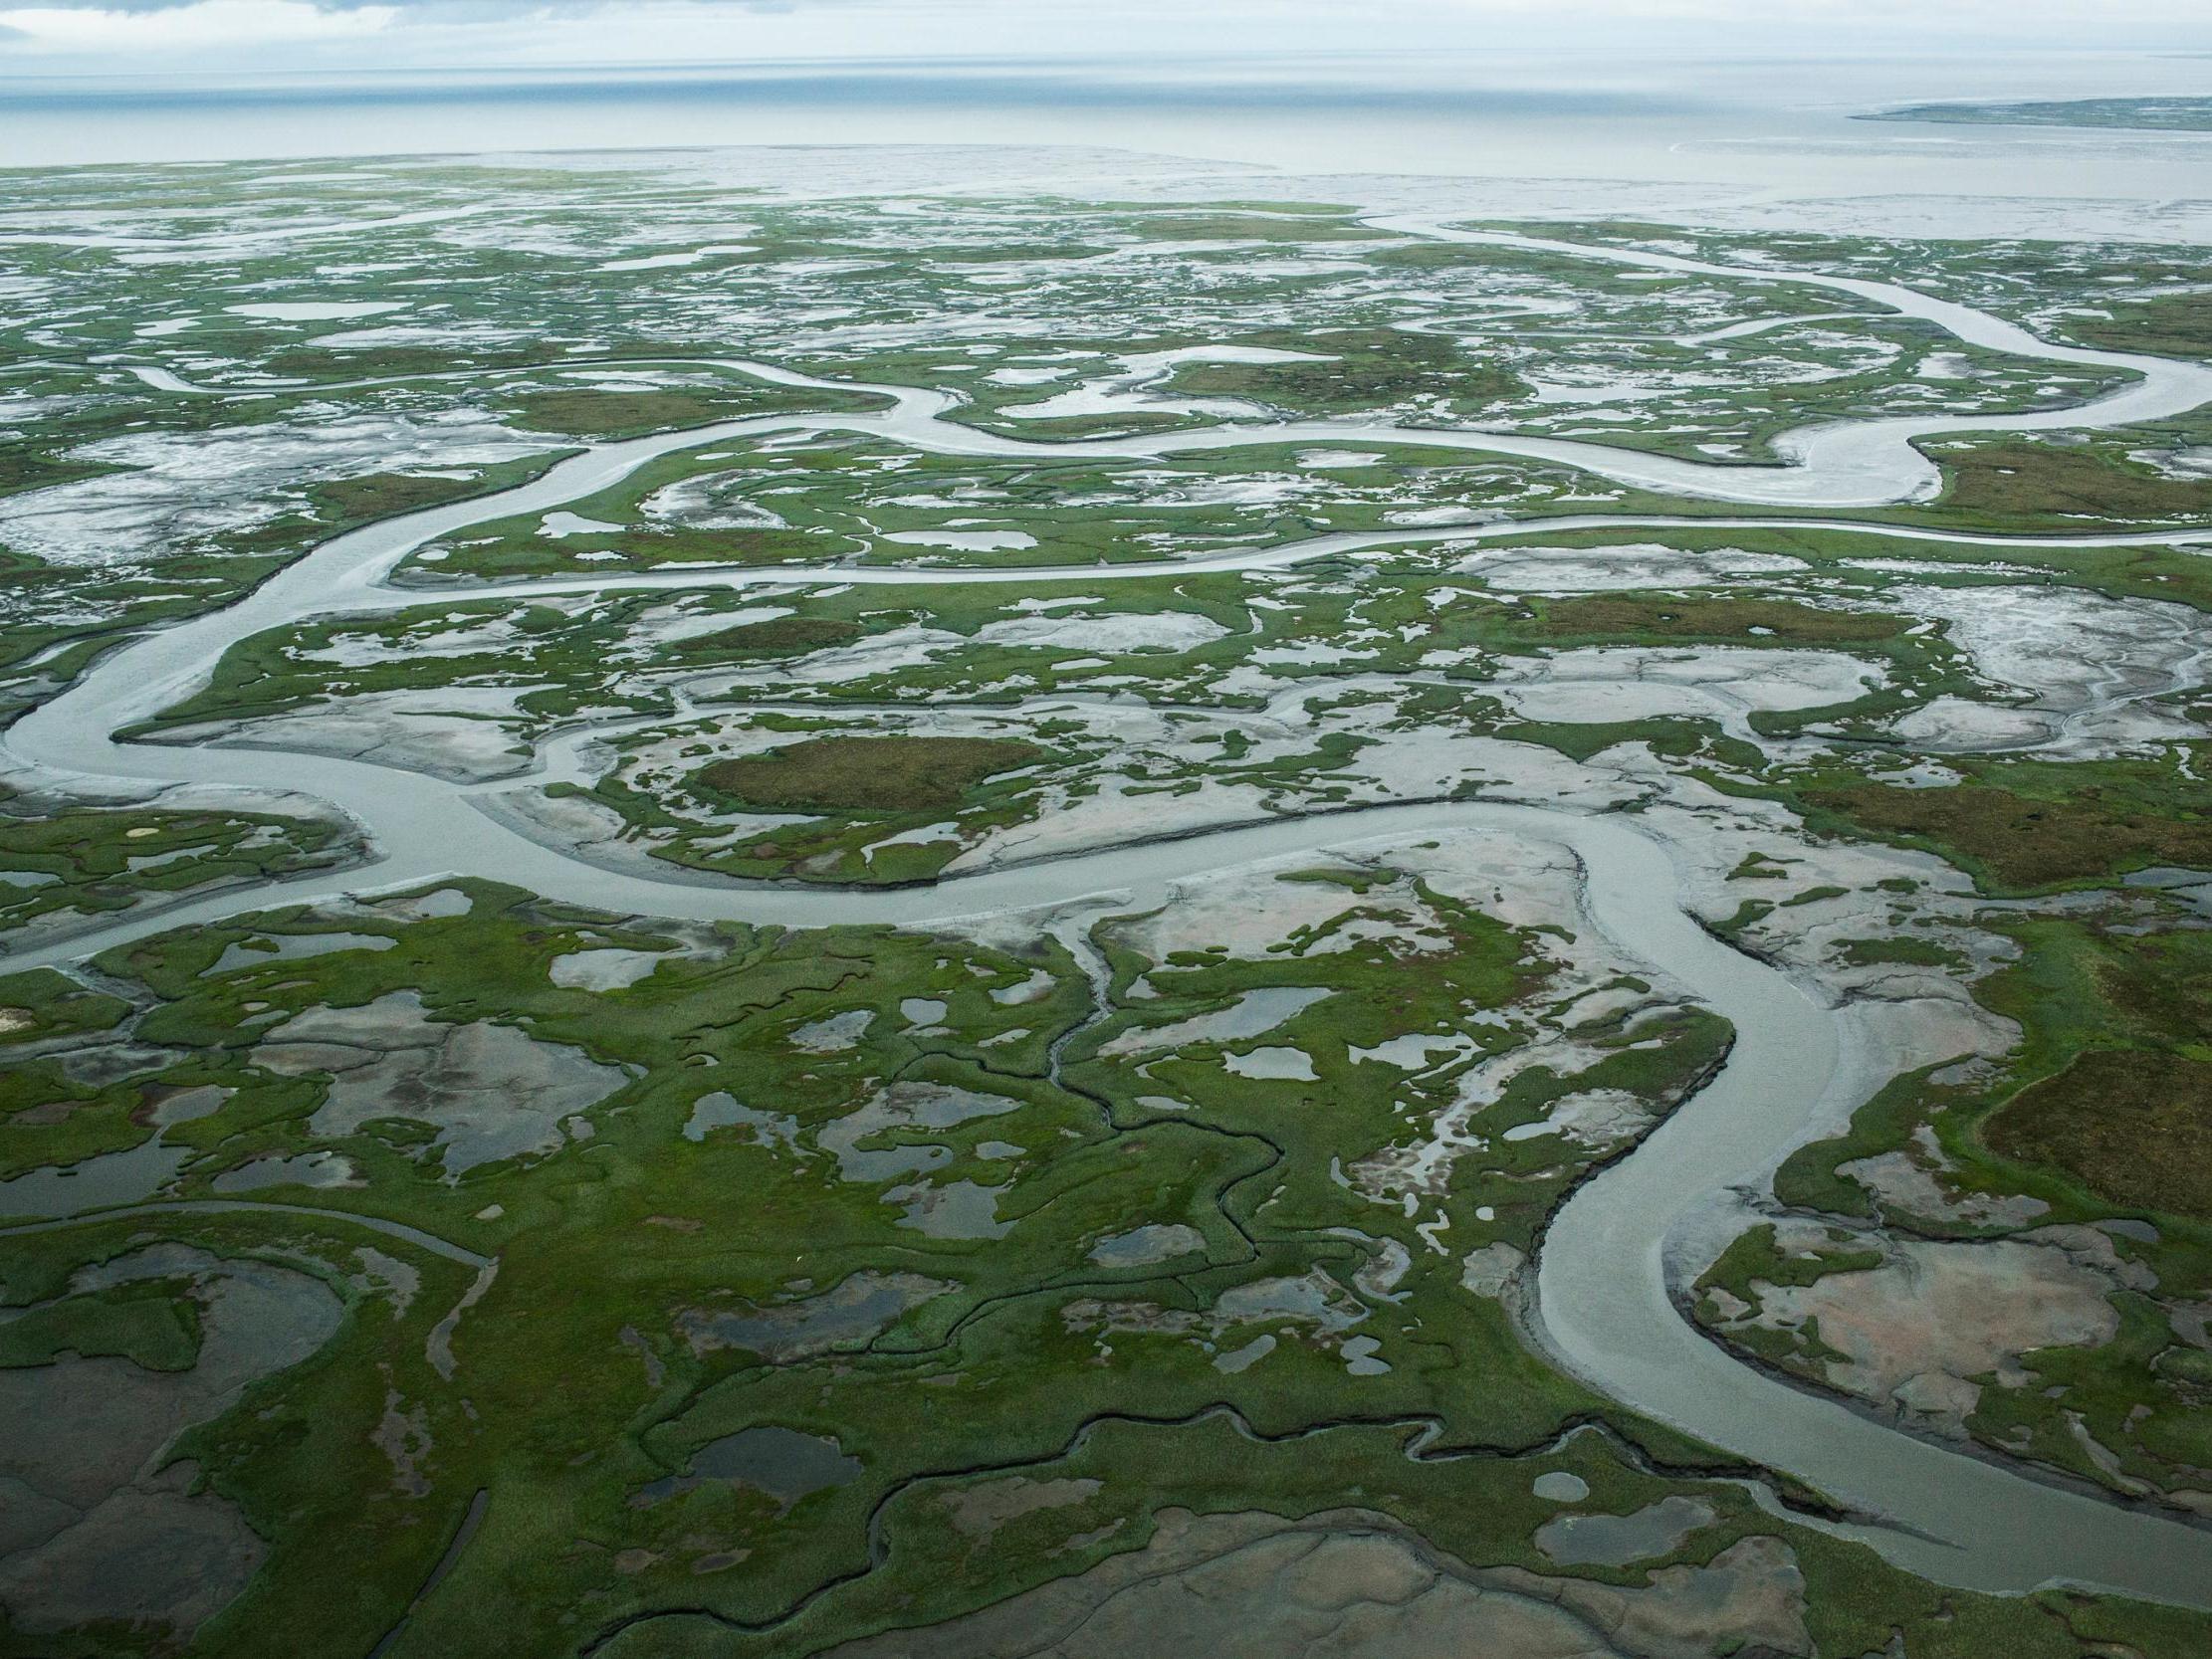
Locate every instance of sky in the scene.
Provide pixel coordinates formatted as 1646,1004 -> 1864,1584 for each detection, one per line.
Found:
3,0 -> 2210,76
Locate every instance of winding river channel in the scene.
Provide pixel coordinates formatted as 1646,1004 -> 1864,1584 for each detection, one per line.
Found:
9,218 -> 2212,1606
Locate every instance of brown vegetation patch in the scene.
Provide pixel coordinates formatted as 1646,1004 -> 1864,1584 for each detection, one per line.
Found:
671,617 -> 861,659
508,381 -> 875,438
2072,292 -> 2212,359
1987,1047 -> 2212,1218
1807,781 -> 2212,889
269,345 -> 553,379
697,735 -> 1043,815
1932,439 -> 2212,521
1131,214 -> 1371,242
512,390 -> 739,437
1172,326 -> 1521,413
315,471 -> 504,522
1531,596 -> 1899,645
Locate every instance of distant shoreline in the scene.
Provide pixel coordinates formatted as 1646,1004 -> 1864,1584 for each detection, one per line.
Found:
1859,95 -> 2212,131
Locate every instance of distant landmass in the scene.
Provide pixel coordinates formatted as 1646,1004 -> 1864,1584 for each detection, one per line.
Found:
1860,96 -> 2212,131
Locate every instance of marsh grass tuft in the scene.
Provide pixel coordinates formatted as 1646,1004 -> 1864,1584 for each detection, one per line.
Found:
696,735 -> 1044,815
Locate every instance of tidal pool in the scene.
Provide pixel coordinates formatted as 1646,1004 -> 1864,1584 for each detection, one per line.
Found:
1535,1496 -> 1716,1567
634,1426 -> 860,1511
1090,1223 -> 1205,1267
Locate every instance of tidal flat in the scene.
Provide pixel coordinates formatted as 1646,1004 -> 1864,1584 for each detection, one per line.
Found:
1,149 -> 2210,1657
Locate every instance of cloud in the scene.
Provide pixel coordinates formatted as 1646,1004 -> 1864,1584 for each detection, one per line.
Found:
0,0 -> 399,50
10,0 -> 384,9
0,0 -> 2195,10
1,0 -> 2206,69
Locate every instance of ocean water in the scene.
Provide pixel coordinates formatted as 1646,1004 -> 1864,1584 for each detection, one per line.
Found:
2,49 -> 2210,220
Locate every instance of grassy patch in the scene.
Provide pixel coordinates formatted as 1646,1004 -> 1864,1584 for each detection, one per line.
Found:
0,799 -> 353,935
2071,291 -> 2212,358
1130,213 -> 1373,241
696,735 -> 1044,815
1837,935 -> 1969,969
1927,437 -> 2212,523
0,966 -> 130,1046
669,616 -> 862,660
503,380 -> 878,440
0,1278 -> 204,1371
1167,326 -> 1522,415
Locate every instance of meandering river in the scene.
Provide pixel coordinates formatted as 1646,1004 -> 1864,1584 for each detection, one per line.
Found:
9,220 -> 2212,1604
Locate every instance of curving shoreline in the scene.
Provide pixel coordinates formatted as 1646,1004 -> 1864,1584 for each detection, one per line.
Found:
9,220 -> 2212,1605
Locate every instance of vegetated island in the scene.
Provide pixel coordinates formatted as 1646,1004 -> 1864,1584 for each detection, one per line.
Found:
1858,97 -> 2212,132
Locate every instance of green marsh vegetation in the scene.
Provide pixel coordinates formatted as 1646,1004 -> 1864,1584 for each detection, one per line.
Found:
0,874 -> 1911,1658
0,792 -> 354,937
693,733 -> 1044,816
9,163 -> 2212,1654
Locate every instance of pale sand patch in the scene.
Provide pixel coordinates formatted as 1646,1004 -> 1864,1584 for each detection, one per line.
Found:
817,1507 -> 1808,1659
942,1477 -> 1102,1541
1741,1236 -> 2119,1436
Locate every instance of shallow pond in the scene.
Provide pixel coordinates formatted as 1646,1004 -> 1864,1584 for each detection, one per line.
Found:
635,1426 -> 860,1511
